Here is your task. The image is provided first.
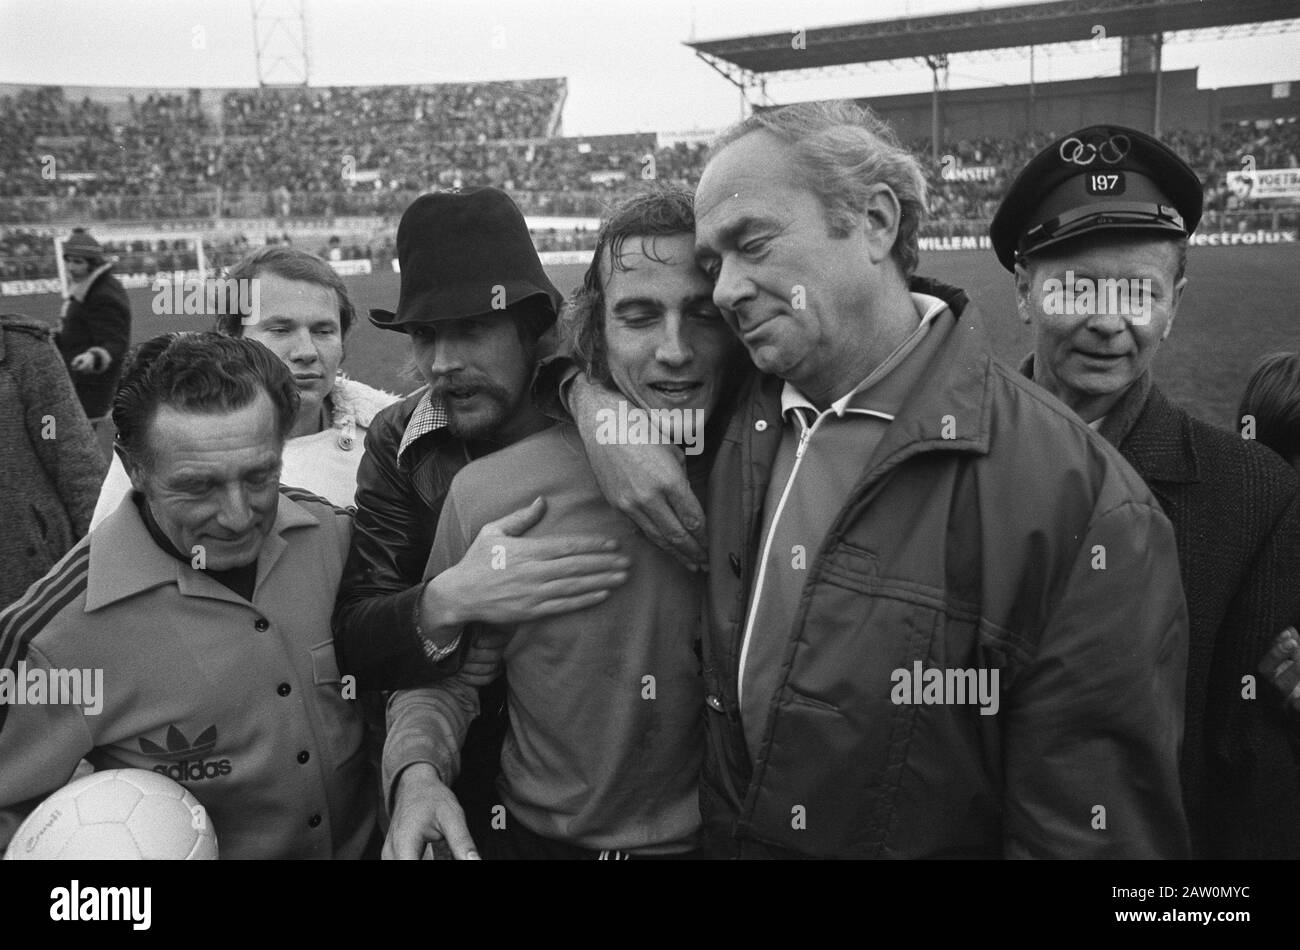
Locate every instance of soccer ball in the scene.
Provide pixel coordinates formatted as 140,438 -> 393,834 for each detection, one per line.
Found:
3,768 -> 218,860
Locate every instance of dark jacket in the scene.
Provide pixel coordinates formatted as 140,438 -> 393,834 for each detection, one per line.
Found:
54,264 -> 131,419
1061,365 -> 1300,858
332,361 -> 567,688
331,387 -> 518,833
700,278 -> 1191,859
0,315 -> 107,608
333,388 -> 469,689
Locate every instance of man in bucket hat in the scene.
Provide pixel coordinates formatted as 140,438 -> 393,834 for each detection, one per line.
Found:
993,125 -> 1300,858
332,188 -> 631,847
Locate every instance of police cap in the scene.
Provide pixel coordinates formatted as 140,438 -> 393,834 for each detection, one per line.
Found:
989,125 -> 1202,272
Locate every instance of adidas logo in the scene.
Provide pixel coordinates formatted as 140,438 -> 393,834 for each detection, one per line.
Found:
139,725 -> 217,758
138,724 -> 231,782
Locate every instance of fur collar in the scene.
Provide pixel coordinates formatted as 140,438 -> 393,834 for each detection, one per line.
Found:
322,374 -> 401,450
65,262 -> 114,303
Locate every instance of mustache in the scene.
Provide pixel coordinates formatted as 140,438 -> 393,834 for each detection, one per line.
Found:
429,373 -> 509,401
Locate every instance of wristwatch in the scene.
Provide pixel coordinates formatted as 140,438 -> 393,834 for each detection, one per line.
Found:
414,581 -> 461,664
418,631 -> 462,665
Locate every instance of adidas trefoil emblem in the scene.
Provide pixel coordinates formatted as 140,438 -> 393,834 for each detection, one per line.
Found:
138,724 -> 231,781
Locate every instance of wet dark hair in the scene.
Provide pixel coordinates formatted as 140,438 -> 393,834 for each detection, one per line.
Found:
561,182 -> 697,384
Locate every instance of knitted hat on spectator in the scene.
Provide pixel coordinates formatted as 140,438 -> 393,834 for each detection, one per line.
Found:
63,228 -> 104,262
990,125 -> 1203,272
369,187 -> 561,332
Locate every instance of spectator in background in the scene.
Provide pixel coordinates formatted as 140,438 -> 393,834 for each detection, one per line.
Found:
89,246 -> 399,526
0,314 -> 107,609
1240,352 -> 1300,472
55,228 -> 131,441
1239,352 -> 1300,732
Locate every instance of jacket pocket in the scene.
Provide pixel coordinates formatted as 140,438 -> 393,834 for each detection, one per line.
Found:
309,640 -> 366,768
744,586 -> 992,857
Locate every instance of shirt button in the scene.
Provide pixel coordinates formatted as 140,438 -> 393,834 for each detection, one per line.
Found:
277,682 -> 291,696
754,419 -> 768,432
297,750 -> 310,764
706,694 -> 725,712
254,618 -> 269,632
308,813 -> 321,828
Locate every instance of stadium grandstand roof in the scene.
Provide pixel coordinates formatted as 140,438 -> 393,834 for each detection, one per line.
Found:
687,0 -> 1300,75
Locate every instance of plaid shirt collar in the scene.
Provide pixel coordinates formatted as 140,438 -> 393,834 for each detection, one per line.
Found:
397,389 -> 450,465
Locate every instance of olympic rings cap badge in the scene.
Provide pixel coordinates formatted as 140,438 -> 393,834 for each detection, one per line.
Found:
1057,133 -> 1132,166
990,124 -> 1203,272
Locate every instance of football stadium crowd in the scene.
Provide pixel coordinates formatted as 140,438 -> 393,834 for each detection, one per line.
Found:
0,81 -> 1295,279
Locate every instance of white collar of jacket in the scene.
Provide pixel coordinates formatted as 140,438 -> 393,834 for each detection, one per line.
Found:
810,282 -> 991,461
84,488 -> 321,611
65,261 -> 114,303
779,292 -> 949,420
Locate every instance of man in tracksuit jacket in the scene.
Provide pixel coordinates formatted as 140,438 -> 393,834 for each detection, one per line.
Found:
0,335 -> 376,859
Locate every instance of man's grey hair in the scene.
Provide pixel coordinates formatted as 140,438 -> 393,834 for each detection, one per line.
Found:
708,100 -> 929,279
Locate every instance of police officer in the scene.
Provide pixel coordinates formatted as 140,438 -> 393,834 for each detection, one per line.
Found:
992,125 -> 1300,858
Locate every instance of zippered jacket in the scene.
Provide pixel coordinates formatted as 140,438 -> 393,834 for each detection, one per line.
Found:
700,277 -> 1191,859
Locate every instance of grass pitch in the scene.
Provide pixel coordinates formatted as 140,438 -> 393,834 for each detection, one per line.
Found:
7,244 -> 1296,432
